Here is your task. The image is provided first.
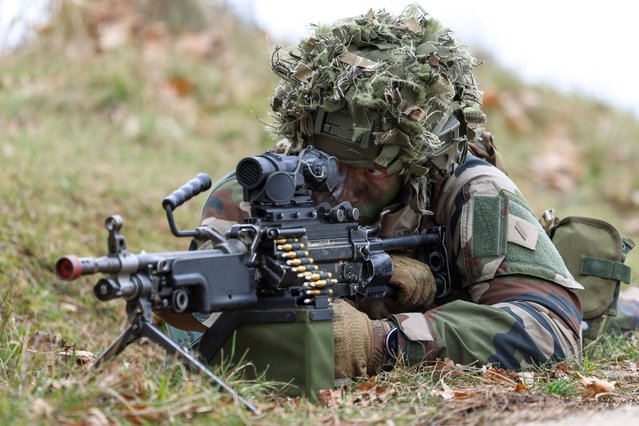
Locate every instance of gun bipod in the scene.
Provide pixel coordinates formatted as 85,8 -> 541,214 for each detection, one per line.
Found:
92,300 -> 258,414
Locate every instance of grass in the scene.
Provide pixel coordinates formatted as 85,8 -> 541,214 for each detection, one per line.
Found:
1,1 -> 639,424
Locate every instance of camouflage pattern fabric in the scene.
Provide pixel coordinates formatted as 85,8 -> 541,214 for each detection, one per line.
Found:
391,276 -> 582,368
200,172 -> 249,235
433,156 -> 583,291
386,156 -> 583,369
608,290 -> 639,335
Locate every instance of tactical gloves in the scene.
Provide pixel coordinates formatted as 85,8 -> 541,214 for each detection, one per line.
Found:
333,299 -> 390,378
357,255 -> 437,319
333,256 -> 436,377
390,255 -> 437,308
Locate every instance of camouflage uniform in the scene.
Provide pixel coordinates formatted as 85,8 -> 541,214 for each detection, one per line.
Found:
387,156 -> 583,368
608,290 -> 639,336
191,6 -> 587,372
199,155 -> 584,370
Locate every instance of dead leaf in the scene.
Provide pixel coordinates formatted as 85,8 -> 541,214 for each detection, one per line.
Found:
580,375 -> 616,398
58,350 -> 97,365
166,77 -> 195,98
481,89 -> 500,109
483,367 -> 518,385
59,302 -> 78,312
514,382 -> 529,393
430,380 -> 455,400
452,390 -> 473,400
318,388 -> 342,407
433,358 -> 455,376
430,380 -> 476,400
552,363 -> 573,378
431,357 -> 464,379
122,403 -> 165,425
518,372 -> 536,387
355,376 -> 377,392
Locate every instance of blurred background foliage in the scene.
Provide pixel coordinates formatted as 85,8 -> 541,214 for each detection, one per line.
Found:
1,0 -> 638,423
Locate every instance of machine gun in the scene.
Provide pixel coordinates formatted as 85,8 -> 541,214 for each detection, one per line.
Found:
56,147 -> 451,411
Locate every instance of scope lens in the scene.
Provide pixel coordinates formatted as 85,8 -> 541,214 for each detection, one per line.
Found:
237,158 -> 264,189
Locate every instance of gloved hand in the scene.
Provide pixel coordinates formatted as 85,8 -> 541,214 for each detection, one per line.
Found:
356,254 -> 437,319
333,299 -> 390,378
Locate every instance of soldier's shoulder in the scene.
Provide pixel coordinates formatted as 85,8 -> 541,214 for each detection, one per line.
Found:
446,155 -> 519,195
201,172 -> 248,223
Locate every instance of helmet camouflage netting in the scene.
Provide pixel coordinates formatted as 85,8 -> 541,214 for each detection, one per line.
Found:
269,5 -> 486,176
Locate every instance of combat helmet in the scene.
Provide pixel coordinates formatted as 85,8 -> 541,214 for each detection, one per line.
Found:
270,5 -> 486,183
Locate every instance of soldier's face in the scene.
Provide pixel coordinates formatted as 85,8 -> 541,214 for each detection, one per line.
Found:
312,163 -> 402,224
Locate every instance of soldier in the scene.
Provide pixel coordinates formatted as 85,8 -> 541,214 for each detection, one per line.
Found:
197,6 -> 585,376
177,6 -> 585,377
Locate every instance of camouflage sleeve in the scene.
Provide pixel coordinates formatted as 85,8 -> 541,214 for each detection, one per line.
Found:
391,277 -> 582,368
389,157 -> 583,369
200,172 -> 249,234
607,289 -> 639,335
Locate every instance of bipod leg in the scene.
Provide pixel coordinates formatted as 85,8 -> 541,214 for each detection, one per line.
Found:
138,316 -> 258,414
92,313 -> 144,369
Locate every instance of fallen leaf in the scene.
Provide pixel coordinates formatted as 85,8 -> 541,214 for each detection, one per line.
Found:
58,350 -> 97,365
552,363 -> 573,378
430,380 -> 455,400
122,403 -> 165,425
433,358 -> 455,375
352,376 -> 387,405
355,376 -> 377,392
431,357 -> 464,378
452,390 -> 473,400
430,380 -> 475,400
514,382 -> 529,392
518,372 -> 536,387
580,376 -> 616,398
318,388 -> 342,407
59,302 -> 78,312
483,367 -> 518,384
166,77 -> 195,98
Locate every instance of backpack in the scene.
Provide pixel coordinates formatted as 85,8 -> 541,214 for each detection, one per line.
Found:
540,209 -> 635,343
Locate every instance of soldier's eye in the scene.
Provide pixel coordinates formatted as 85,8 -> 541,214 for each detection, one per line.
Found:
366,166 -> 384,177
